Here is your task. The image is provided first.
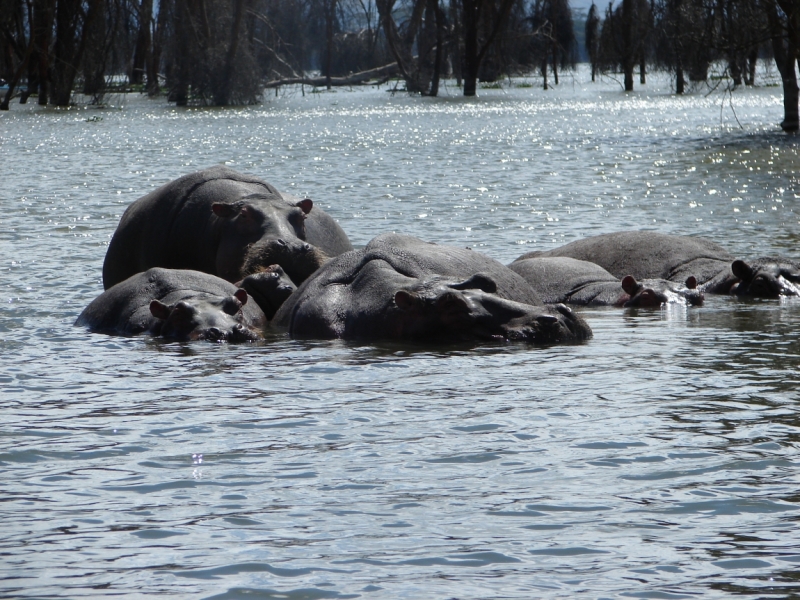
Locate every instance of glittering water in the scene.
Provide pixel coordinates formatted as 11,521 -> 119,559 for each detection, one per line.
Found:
2,67 -> 800,599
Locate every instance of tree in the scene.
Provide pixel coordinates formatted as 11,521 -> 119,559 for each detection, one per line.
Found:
585,2 -> 600,81
460,0 -> 516,95
51,0 -> 90,105
530,0 -> 576,88
0,0 -> 35,110
163,0 -> 261,105
599,0 -> 651,90
376,0 -> 446,95
765,0 -> 800,130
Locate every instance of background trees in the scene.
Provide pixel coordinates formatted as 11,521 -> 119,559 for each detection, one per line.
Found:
0,0 -> 797,129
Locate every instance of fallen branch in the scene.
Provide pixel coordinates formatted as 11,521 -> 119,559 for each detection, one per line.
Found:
264,62 -> 400,89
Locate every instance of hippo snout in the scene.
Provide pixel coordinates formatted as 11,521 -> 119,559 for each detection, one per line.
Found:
749,274 -> 781,297
504,304 -> 591,343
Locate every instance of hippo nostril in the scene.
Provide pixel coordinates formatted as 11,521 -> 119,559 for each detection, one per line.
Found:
536,315 -> 559,325
301,243 -> 312,253
275,239 -> 288,248
207,327 -> 223,340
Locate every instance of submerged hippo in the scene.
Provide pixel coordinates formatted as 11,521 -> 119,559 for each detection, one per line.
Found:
508,256 -> 703,307
272,234 -> 592,343
517,232 -> 800,297
102,166 -> 353,290
76,268 -> 267,342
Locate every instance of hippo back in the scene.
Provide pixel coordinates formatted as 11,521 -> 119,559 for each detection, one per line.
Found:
515,231 -> 734,285
103,167 -> 280,288
509,257 -> 618,304
364,234 -> 543,305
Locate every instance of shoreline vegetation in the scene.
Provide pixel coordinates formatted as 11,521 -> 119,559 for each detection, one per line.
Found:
1,0 -> 798,128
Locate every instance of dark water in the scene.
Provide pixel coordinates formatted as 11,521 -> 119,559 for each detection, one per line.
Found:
2,69 -> 800,599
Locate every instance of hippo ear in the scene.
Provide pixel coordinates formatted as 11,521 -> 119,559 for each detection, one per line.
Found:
212,202 -> 237,218
731,260 -> 754,281
234,288 -> 248,305
222,290 -> 247,315
296,198 -> 313,214
394,290 -> 420,311
621,275 -> 642,295
149,300 -> 171,320
449,273 -> 498,294
685,276 -> 698,290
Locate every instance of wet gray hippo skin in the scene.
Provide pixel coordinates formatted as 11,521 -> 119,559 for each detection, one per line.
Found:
272,234 -> 592,343
77,268 -> 266,342
102,166 -> 353,290
508,256 -> 703,307
515,231 -> 800,297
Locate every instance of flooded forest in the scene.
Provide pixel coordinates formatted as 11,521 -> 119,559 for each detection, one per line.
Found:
2,0 -> 800,128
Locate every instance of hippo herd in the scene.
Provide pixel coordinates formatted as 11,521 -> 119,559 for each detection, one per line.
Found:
76,166 -> 800,345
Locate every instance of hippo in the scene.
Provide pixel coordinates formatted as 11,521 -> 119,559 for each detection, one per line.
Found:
238,264 -> 297,320
271,234 -> 592,343
102,166 -> 353,290
508,256 -> 704,307
516,232 -> 800,297
76,268 -> 267,342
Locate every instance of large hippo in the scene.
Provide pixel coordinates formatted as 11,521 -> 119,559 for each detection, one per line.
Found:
516,232 -> 800,297
77,268 -> 267,342
508,256 -> 704,307
271,234 -> 592,343
102,166 -> 353,290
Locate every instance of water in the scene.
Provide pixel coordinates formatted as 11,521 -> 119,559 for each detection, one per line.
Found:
2,67 -> 800,599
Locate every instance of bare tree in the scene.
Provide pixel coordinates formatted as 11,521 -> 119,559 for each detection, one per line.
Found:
531,0 -> 576,88
765,0 -> 800,130
376,0 -> 446,94
585,2 -> 600,80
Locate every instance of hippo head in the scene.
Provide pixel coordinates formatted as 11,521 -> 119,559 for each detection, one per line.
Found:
241,237 -> 329,286
148,289 -> 262,342
392,274 -> 592,343
621,275 -> 704,307
211,193 -> 319,282
238,264 -> 298,320
730,258 -> 800,297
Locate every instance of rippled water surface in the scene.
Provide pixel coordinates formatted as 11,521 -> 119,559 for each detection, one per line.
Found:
3,68 -> 800,599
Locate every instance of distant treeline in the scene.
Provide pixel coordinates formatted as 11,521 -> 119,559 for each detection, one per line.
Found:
1,0 -> 798,128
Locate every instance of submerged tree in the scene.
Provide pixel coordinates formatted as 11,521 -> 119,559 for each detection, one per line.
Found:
598,0 -> 651,90
765,0 -> 800,130
163,0 -> 262,105
376,0 -> 446,95
585,2 -> 600,81
530,0 -> 576,89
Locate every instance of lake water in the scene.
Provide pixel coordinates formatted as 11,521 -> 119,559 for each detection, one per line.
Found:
2,66 -> 800,599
